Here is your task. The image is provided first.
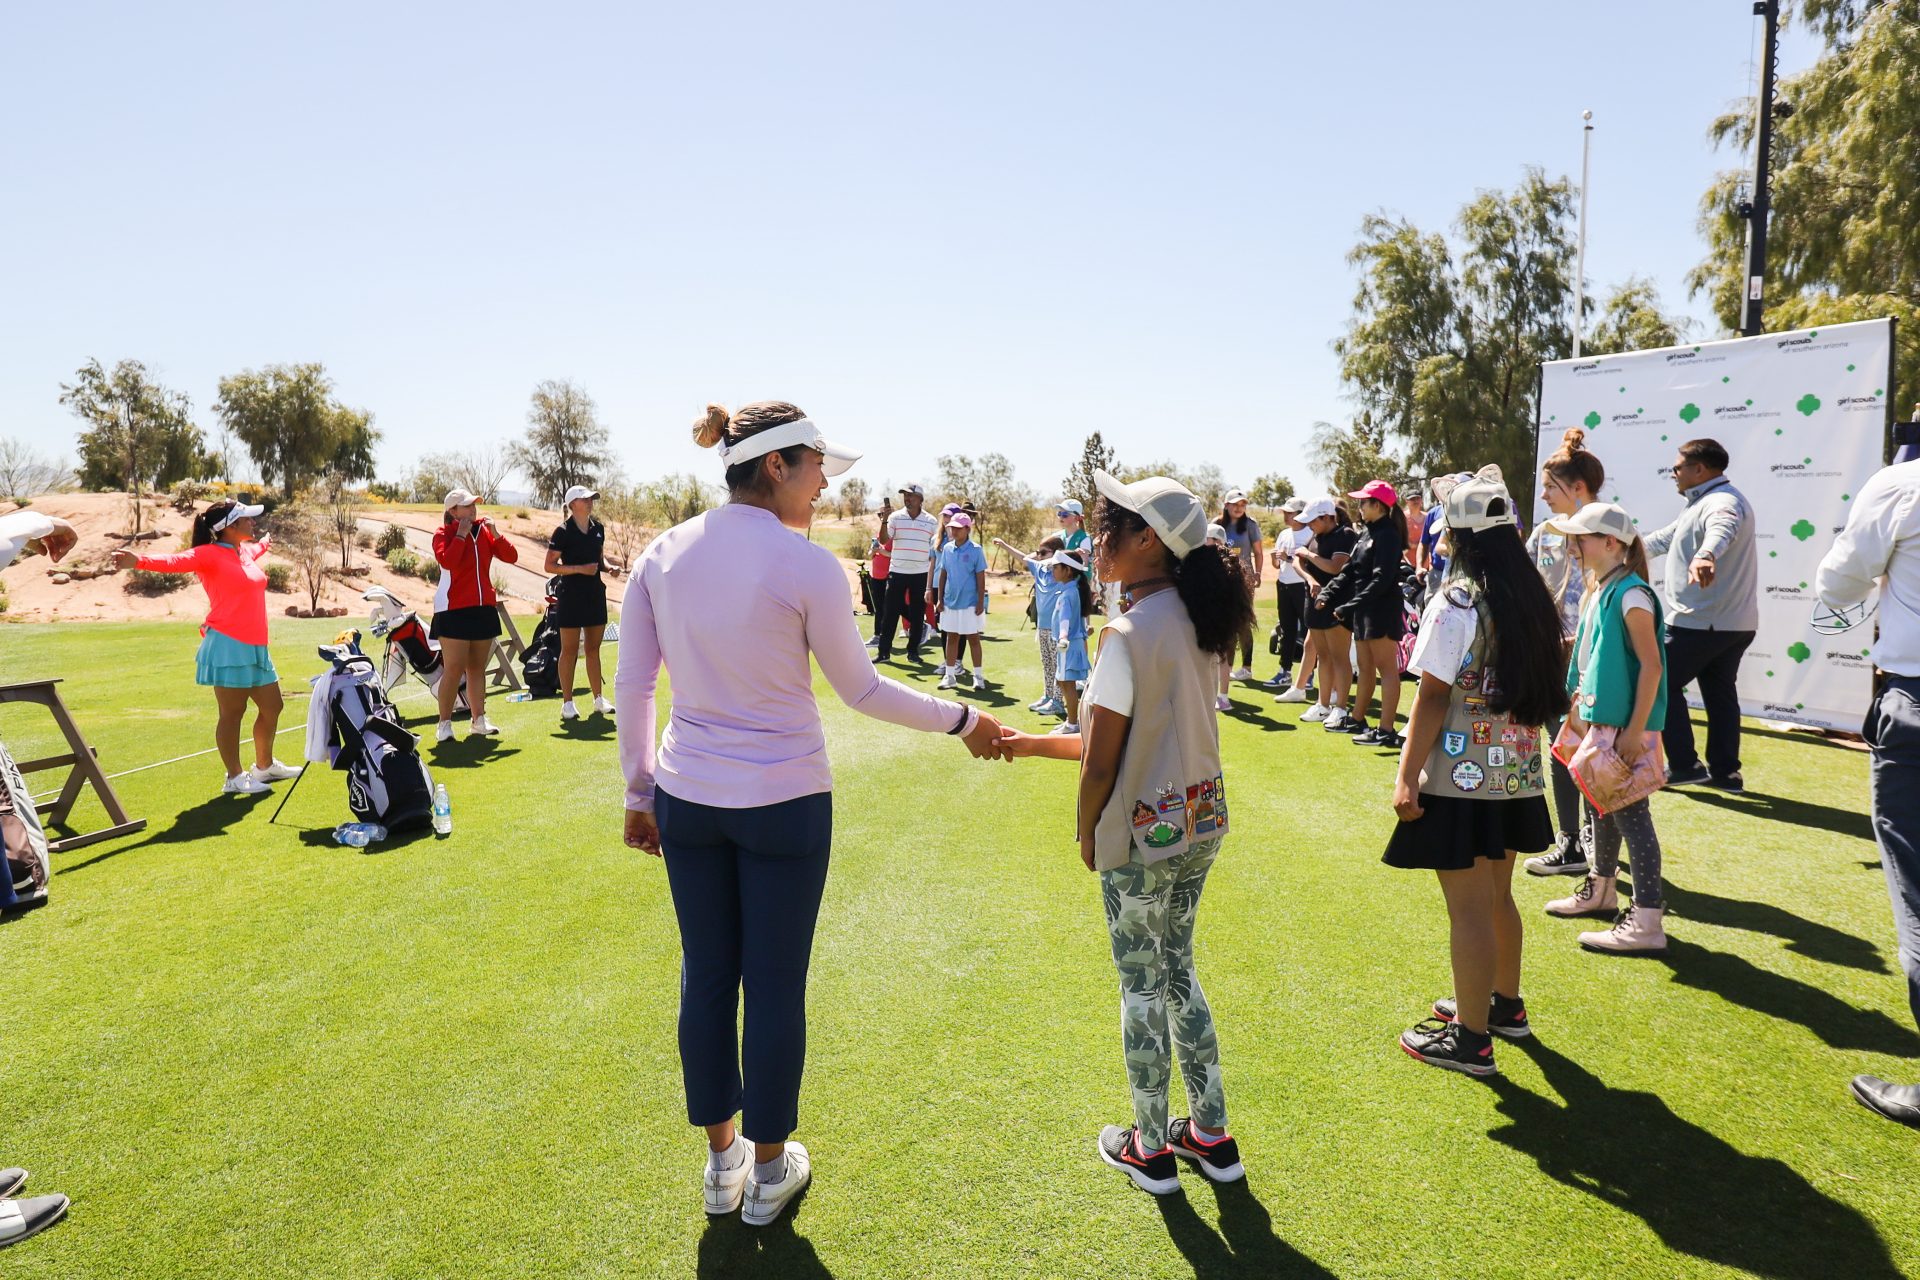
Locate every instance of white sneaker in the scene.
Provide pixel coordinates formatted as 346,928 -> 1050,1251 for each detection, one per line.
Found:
1275,687 -> 1309,703
249,759 -> 300,783
938,672 -> 958,690
1230,667 -> 1254,681
1049,721 -> 1080,735
560,700 -> 580,721
968,670 -> 984,691
469,715 -> 500,737
1215,695 -> 1232,712
436,721 -> 455,742
1323,707 -> 1351,731
864,636 -> 880,649
594,696 -> 615,715
1028,696 -> 1052,712
740,1143 -> 811,1226
1300,704 -> 1330,723
702,1136 -> 751,1216
221,772 -> 269,796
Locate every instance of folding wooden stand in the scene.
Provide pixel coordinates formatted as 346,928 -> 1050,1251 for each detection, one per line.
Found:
0,679 -> 146,853
487,603 -> 524,692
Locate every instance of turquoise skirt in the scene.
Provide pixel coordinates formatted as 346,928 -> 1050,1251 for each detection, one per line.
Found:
196,629 -> 278,689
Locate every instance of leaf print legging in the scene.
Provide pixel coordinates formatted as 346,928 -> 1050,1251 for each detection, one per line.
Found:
1101,835 -> 1227,1152
1037,626 -> 1059,702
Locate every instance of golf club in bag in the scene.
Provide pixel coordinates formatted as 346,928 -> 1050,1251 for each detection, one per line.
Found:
305,634 -> 437,832
363,586 -> 468,714
0,740 -> 51,913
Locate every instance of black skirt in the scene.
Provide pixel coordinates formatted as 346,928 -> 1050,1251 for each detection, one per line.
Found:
1382,793 -> 1553,871
552,577 -> 609,628
430,603 -> 502,641
1350,600 -> 1407,642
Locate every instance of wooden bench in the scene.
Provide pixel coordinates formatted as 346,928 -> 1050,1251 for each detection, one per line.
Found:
0,679 -> 146,853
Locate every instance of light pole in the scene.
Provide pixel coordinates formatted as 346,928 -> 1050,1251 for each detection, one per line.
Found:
1573,110 -> 1593,358
1740,0 -> 1783,336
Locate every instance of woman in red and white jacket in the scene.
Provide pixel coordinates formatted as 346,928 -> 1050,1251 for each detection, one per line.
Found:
430,488 -> 519,740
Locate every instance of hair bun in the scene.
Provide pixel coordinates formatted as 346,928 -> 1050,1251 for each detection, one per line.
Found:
691,403 -> 732,449
1561,427 -> 1586,452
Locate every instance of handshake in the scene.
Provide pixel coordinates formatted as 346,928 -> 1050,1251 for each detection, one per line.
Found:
958,712 -> 1069,763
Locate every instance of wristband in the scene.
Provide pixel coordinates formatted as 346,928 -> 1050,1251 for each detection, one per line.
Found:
947,705 -> 979,736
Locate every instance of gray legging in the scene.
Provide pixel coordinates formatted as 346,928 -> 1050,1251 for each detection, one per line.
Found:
1584,797 -> 1666,909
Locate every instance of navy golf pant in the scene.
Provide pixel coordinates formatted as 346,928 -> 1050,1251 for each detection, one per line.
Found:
658,787 -> 833,1144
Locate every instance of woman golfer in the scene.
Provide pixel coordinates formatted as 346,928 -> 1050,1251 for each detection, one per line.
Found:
110,498 -> 298,796
431,489 -> 518,740
617,401 -> 1008,1227
544,484 -> 620,721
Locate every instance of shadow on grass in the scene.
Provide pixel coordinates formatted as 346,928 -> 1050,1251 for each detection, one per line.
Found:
1490,1039 -> 1901,1279
1670,787 -> 1872,844
1662,880 -> 1888,973
550,715 -> 616,742
1659,938 -> 1920,1055
295,825 -> 442,853
696,1202 -> 832,1278
56,790 -> 271,875
427,737 -> 521,768
1154,1180 -> 1337,1279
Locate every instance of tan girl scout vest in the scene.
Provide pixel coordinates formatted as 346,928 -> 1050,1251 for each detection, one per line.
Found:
1088,589 -> 1229,871
1418,585 -> 1547,801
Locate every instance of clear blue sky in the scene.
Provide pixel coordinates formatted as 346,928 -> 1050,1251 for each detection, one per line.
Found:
0,2 -> 1822,499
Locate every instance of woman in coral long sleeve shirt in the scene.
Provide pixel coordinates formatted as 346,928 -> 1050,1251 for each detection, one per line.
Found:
110,499 -> 297,796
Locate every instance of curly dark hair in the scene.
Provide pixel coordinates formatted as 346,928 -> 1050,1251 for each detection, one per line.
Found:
1446,516 -> 1570,726
1096,499 -> 1253,661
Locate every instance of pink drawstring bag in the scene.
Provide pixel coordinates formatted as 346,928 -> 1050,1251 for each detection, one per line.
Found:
1551,714 -> 1668,815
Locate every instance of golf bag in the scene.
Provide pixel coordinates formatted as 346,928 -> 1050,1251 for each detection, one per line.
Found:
522,616 -> 562,698
363,587 -> 466,713
313,639 -> 436,832
0,741 -> 50,913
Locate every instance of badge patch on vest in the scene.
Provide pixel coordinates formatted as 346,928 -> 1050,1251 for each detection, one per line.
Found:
1471,721 -> 1492,745
1443,731 -> 1466,758
1458,668 -> 1480,691
1131,801 -> 1156,829
1451,761 -> 1486,792
1487,746 -> 1506,767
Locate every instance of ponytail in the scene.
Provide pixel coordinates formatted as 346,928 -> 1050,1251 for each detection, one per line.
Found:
1171,544 -> 1254,662
192,502 -> 235,548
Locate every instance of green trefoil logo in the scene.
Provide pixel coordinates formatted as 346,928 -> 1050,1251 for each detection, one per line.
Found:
1678,403 -> 1701,424
1787,641 -> 1811,664
1796,393 -> 1822,416
1790,519 -> 1816,541
1583,411 -> 1601,429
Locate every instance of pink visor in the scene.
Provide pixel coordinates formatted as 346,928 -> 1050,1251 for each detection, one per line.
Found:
1348,480 -> 1399,507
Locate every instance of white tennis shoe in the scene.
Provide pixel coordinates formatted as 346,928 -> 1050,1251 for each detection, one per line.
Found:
740,1143 -> 811,1226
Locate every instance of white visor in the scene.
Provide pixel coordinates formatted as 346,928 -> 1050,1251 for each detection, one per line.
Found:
1042,549 -> 1088,571
716,418 -> 861,478
213,502 -> 265,532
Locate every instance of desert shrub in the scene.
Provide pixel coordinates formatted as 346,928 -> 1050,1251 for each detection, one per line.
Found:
264,563 -> 292,592
843,530 -> 871,562
491,569 -> 508,598
354,530 -> 375,550
376,523 -> 410,556
385,547 -> 421,578
125,567 -> 190,596
0,583 -> 9,614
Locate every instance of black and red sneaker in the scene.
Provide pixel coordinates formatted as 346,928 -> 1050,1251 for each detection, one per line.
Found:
1431,993 -> 1532,1040
1096,1125 -> 1181,1195
1168,1118 -> 1244,1183
1399,1018 -> 1497,1077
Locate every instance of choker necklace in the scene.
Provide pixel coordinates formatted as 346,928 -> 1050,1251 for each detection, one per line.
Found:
1122,576 -> 1175,605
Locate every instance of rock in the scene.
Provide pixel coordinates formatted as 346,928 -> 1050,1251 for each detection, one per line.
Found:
286,605 -> 301,616
49,572 -> 71,585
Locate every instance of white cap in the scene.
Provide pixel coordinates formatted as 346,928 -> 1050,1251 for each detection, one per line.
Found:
1442,465 -> 1517,532
563,485 -> 599,507
1223,488 -> 1248,505
1056,498 -> 1084,516
716,417 -> 861,478
443,488 -> 479,509
1295,497 -> 1338,524
211,501 -> 265,532
1281,496 -> 1308,514
1205,523 -> 1229,544
1093,469 -> 1209,560
899,482 -> 924,496
1543,500 -> 1640,543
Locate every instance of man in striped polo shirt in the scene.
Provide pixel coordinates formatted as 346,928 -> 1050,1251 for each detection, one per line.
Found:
875,484 -> 938,664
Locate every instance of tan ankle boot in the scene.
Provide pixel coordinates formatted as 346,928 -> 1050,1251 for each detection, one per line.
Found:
1545,874 -> 1617,918
1579,904 -> 1668,954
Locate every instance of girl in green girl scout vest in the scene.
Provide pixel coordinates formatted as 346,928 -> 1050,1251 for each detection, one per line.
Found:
1537,501 -> 1674,955
1384,466 -> 1570,1077
1000,471 -> 1256,1196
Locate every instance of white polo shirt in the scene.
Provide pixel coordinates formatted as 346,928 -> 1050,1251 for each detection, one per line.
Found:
885,509 -> 938,575
1816,460 -> 1920,677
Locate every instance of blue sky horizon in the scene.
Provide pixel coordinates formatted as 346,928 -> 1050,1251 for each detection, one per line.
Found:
1,3 -> 1822,501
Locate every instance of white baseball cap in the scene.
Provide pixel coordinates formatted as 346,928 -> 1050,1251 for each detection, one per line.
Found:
1295,497 -> 1338,524
563,485 -> 599,507
1093,470 -> 1209,560
1442,465 -> 1517,532
899,483 -> 924,496
1056,498 -> 1084,516
443,488 -> 479,509
1205,523 -> 1229,544
1280,496 -> 1308,514
1544,500 -> 1640,543
1223,488 -> 1249,505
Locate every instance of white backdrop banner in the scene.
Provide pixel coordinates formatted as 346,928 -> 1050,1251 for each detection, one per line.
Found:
1535,318 -> 1894,733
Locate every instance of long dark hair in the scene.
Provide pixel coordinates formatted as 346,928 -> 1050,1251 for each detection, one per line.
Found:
1368,497 -> 1409,548
1219,506 -> 1251,538
1446,518 -> 1570,726
1097,500 -> 1252,662
192,500 -> 240,548
693,401 -> 813,497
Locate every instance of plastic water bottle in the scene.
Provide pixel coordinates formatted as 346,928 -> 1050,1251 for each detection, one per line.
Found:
333,822 -> 387,847
432,784 -> 453,836
506,691 -> 533,702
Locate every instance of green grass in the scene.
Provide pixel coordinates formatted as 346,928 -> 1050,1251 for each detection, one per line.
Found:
0,607 -> 1914,1278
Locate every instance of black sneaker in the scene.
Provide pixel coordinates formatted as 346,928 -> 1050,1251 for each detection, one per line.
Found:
1399,1018 -> 1497,1077
1666,762 -> 1711,788
1431,994 -> 1532,1039
1376,730 -> 1406,749
1167,1118 -> 1245,1183
1096,1125 -> 1181,1195
1350,727 -> 1388,746
1703,771 -> 1745,793
1524,832 -> 1589,877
